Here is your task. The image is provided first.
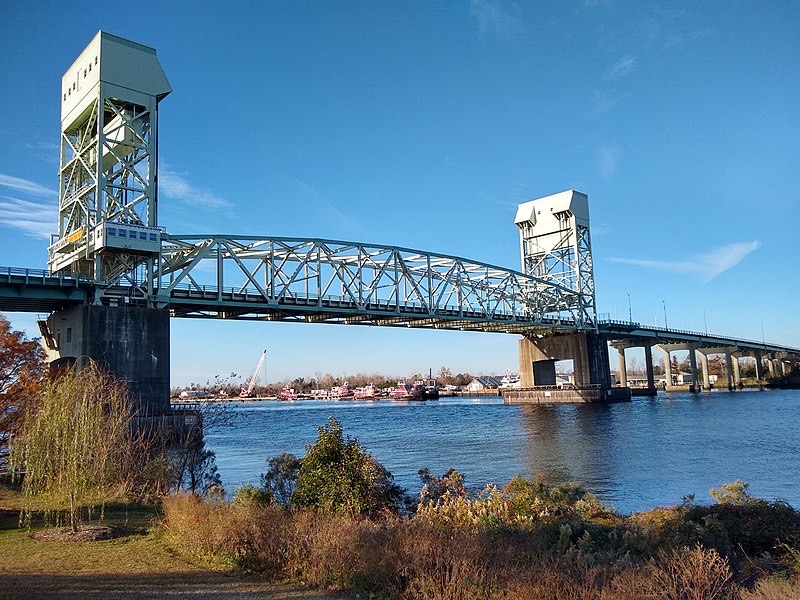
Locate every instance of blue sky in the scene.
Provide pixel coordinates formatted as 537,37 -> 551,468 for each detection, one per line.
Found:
1,1 -> 798,386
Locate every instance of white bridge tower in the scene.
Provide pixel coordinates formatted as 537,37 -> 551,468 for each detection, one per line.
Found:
48,31 -> 171,296
514,190 -> 597,328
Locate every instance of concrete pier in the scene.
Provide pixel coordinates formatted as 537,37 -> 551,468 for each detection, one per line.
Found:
44,304 -> 171,415
508,331 -> 631,404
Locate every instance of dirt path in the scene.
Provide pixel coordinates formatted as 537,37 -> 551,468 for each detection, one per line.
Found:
0,573 -> 340,600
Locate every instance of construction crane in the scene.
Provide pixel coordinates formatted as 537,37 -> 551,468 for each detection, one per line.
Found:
240,349 -> 267,398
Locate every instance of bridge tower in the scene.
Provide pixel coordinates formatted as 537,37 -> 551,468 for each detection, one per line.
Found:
514,190 -> 596,326
48,31 -> 171,293
43,32 -> 172,414
511,191 -> 622,402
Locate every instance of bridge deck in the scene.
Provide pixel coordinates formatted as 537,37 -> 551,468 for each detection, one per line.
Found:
2,267 -> 799,356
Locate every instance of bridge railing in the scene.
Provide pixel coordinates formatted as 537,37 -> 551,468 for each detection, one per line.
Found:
0,266 -> 93,286
597,319 -> 797,354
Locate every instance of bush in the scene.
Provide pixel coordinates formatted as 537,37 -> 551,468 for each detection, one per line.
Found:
232,483 -> 271,508
292,417 -> 403,517
261,452 -> 300,506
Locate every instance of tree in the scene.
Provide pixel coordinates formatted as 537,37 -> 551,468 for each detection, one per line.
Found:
0,314 -> 45,465
13,361 -> 163,531
261,451 -> 301,506
292,417 -> 403,516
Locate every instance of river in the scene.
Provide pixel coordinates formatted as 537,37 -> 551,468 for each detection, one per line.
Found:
204,388 -> 800,514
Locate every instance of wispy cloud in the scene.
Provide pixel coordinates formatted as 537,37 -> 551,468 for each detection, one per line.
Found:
0,197 -> 56,239
596,146 -> 619,178
470,0 -> 522,40
160,166 -> 232,209
0,174 -> 57,239
292,178 -> 366,238
603,55 -> 635,80
0,173 -> 57,198
610,241 -> 761,283
592,89 -> 630,113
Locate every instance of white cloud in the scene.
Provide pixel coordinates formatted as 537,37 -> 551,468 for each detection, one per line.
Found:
596,146 -> 619,178
0,174 -> 57,239
603,55 -> 635,80
0,173 -> 57,198
610,241 -> 761,283
0,197 -> 56,239
470,0 -> 522,40
592,89 -> 630,113
160,166 -> 232,209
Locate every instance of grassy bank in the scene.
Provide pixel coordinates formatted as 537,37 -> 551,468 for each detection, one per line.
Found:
0,482 -> 335,600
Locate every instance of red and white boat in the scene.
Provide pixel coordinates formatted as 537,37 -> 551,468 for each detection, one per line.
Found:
354,383 -> 379,400
330,382 -> 354,400
388,381 -> 422,401
279,386 -> 298,400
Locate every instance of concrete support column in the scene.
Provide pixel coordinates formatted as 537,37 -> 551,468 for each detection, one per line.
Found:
519,332 -> 611,389
731,354 -> 741,388
644,344 -> 655,389
754,352 -> 763,380
688,346 -> 699,392
724,353 -> 735,391
698,351 -> 711,391
662,347 -> 673,386
617,347 -> 628,387
767,357 -> 775,378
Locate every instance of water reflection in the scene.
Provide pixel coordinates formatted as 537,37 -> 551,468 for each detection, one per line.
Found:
520,403 -> 617,496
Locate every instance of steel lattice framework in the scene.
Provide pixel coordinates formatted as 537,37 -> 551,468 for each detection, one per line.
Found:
147,235 -> 588,333
515,191 -> 597,327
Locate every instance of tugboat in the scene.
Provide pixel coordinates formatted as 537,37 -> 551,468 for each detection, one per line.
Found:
417,369 -> 440,400
414,378 -> 439,400
388,381 -> 422,401
279,386 -> 298,400
353,383 -> 379,400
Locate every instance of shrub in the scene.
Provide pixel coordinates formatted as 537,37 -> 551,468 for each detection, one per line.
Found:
710,480 -> 757,506
292,417 -> 403,516
261,451 -> 300,506
418,468 -> 467,505
232,483 -> 271,508
649,544 -> 734,600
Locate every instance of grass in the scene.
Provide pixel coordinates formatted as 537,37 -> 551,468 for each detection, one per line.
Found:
0,482 -> 337,600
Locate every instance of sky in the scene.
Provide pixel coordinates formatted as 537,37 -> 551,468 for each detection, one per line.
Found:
1,1 -> 798,387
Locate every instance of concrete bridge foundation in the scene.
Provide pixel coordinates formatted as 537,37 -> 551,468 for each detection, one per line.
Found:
43,304 -> 171,415
509,332 -> 630,404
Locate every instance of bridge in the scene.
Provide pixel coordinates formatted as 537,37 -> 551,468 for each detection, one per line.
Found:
2,31 -> 798,410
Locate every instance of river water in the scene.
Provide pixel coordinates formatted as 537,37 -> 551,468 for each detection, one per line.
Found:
204,389 -> 799,514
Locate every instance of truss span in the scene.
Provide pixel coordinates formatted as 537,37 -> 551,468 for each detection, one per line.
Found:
153,235 -> 588,333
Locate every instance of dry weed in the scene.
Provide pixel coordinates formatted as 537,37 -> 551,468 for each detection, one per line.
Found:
650,544 -> 733,600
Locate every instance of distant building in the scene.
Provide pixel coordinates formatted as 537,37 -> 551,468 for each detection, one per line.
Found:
466,376 -> 503,392
556,374 -> 574,387
179,390 -> 210,399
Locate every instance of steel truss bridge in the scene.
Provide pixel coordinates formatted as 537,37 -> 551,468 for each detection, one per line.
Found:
1,235 -> 593,335
4,236 -> 800,357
